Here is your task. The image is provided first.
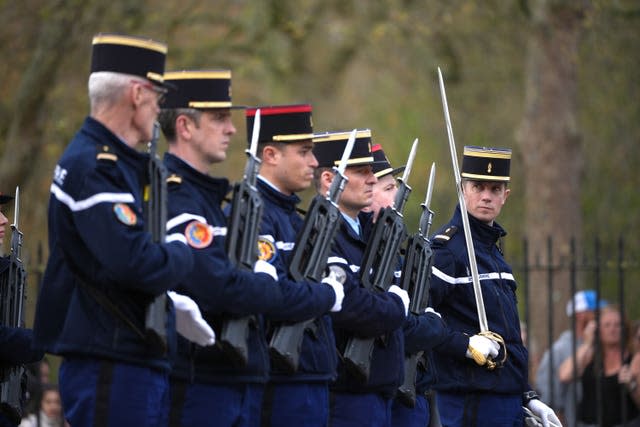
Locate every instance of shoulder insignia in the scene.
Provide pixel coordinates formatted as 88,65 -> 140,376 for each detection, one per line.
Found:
185,221 -> 213,248
433,226 -> 458,243
97,145 -> 117,162
113,203 -> 137,226
167,174 -> 182,185
257,236 -> 277,263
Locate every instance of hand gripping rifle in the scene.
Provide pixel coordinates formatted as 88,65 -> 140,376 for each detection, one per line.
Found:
221,109 -> 263,366
268,129 -> 357,373
342,138 -> 418,384
397,163 -> 436,407
437,67 -> 506,369
144,122 -> 169,354
0,187 -> 27,423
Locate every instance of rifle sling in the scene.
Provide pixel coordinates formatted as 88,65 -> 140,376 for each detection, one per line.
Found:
77,279 -> 147,341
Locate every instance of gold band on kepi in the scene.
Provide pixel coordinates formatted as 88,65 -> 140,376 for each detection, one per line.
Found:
461,146 -> 511,182
246,104 -> 314,145
162,70 -> 235,109
371,144 -> 405,178
312,129 -> 375,168
91,33 -> 168,86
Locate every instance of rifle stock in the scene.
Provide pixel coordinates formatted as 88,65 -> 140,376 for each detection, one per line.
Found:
269,130 -> 357,373
0,187 -> 27,423
220,109 -> 263,367
144,122 -> 169,354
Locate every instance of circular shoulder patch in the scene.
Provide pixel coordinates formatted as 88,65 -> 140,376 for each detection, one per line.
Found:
185,221 -> 213,248
113,203 -> 137,226
257,237 -> 277,263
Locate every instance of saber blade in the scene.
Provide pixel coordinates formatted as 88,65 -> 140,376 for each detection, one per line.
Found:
438,67 -> 489,333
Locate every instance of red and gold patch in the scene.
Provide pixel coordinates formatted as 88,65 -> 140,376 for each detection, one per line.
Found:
113,203 -> 137,226
184,221 -> 214,248
257,237 -> 277,263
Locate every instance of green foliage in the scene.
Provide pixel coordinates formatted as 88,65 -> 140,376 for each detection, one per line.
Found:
0,0 -> 638,326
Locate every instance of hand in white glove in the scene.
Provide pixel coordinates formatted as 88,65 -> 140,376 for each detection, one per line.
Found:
168,291 -> 216,347
322,276 -> 344,312
526,399 -> 562,427
254,259 -> 278,281
466,334 -> 500,365
388,285 -> 410,316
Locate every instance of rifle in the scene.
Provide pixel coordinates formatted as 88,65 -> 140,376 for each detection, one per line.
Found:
268,129 -> 357,373
143,121 -> 169,353
221,109 -> 263,366
342,138 -> 418,383
0,187 -> 27,424
397,163 -> 436,407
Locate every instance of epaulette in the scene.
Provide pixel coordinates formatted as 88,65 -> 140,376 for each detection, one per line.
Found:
96,145 -> 117,162
433,226 -> 458,243
166,174 -> 182,185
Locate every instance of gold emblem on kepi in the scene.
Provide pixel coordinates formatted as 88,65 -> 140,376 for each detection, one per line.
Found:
257,237 -> 277,263
487,162 -> 492,173
113,203 -> 137,226
184,221 -> 214,248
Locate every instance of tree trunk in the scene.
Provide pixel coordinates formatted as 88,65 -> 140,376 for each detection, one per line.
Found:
516,0 -> 589,374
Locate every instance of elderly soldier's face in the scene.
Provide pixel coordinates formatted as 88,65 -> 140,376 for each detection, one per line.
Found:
462,180 -> 510,225
131,79 -> 165,144
192,109 -> 236,164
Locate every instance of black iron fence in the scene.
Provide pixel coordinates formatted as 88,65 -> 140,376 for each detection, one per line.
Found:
512,236 -> 640,427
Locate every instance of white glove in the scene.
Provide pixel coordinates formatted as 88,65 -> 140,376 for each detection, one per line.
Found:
168,291 -> 216,347
388,285 -> 410,316
254,259 -> 278,281
321,276 -> 344,312
466,334 -> 500,361
425,307 -> 441,318
526,399 -> 562,427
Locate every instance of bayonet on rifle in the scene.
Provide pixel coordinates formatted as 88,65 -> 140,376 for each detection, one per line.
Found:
0,187 -> 27,423
397,163 -> 436,407
269,129 -> 357,373
343,138 -> 418,383
144,122 -> 169,354
221,109 -> 264,366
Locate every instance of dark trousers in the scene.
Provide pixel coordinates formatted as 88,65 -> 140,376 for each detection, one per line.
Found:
59,358 -> 169,427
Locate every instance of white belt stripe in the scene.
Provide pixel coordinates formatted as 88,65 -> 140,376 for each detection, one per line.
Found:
166,233 -> 187,244
166,213 -> 207,231
51,183 -> 134,212
431,267 -> 515,285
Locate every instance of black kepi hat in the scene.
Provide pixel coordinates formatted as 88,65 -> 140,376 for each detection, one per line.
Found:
312,129 -> 375,168
246,104 -> 313,145
0,193 -> 14,205
162,70 -> 238,109
91,33 -> 168,87
371,144 -> 405,179
461,146 -> 511,182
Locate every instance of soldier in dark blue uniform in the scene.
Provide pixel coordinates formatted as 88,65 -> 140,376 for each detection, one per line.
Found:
32,34 -> 196,427
157,75 -> 344,427
312,130 -> 410,427
247,104 -> 345,426
0,193 -> 44,427
428,146 -> 561,427
357,144 -> 447,427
